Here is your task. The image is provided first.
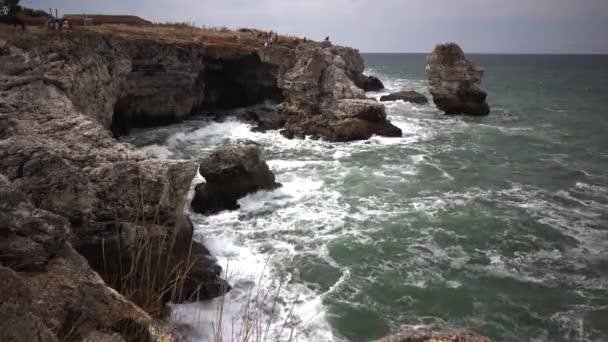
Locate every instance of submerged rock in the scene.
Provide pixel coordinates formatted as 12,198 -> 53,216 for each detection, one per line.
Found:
191,143 -> 281,214
375,330 -> 491,342
380,90 -> 429,104
361,75 -> 385,91
426,43 -> 490,115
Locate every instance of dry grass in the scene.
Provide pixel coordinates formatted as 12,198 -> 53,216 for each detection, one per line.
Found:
214,262 -> 298,342
0,21 -> 306,58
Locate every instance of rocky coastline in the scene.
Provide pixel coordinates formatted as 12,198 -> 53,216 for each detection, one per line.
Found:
0,24 -> 489,341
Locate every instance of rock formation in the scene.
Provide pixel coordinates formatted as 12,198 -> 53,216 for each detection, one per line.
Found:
0,23 -> 401,340
380,90 -> 429,104
426,43 -> 490,115
272,45 -> 402,141
375,330 -> 491,342
0,30 -> 227,340
361,75 -> 385,91
0,178 -> 180,342
191,143 -> 280,214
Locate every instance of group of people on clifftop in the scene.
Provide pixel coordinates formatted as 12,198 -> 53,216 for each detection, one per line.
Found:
46,18 -> 72,32
258,30 -> 279,48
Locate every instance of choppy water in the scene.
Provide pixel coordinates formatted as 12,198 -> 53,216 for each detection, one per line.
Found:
122,54 -> 608,342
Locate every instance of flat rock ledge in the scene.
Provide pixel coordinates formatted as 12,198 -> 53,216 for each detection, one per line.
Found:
191,143 -> 281,214
380,90 -> 429,104
426,42 -> 490,116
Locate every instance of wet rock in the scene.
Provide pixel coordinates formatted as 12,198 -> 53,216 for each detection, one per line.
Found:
380,90 -> 429,104
191,143 -> 281,214
237,105 -> 286,132
426,43 -> 490,115
361,75 -> 385,91
374,330 -> 491,342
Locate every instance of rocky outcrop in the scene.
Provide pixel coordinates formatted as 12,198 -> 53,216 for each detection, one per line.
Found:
112,41 -> 208,136
380,90 -> 428,104
361,75 -> 385,91
426,43 -> 490,116
191,143 -> 280,214
273,45 -> 402,141
0,31 -> 227,339
375,330 -> 491,342
1,24 -> 401,340
0,180 -> 180,342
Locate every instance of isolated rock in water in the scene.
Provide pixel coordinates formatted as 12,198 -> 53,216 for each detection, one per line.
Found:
361,75 -> 385,91
191,143 -> 281,214
426,43 -> 490,115
380,90 -> 428,104
374,330 -> 491,342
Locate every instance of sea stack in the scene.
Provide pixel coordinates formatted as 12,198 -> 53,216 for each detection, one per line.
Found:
426,43 -> 490,116
191,143 -> 281,214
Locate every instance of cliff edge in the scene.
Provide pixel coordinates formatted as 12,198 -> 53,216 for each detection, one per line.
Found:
0,24 -> 399,341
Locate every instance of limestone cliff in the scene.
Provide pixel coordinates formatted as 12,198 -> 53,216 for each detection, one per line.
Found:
0,29 -> 222,341
0,24 -> 400,340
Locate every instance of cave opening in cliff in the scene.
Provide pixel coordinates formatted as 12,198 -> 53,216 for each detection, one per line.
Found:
201,53 -> 283,110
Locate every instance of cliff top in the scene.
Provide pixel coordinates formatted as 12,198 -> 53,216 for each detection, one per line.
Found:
0,23 -> 304,57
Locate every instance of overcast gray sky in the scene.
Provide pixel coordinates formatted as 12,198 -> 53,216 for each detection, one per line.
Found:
23,0 -> 608,54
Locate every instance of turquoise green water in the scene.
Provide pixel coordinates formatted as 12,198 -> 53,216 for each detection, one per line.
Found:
124,54 -> 608,342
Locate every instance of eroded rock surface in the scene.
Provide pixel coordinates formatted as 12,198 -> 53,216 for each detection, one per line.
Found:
426,43 -> 490,115
361,75 -> 385,92
273,45 -> 402,141
1,25 -> 402,340
0,182 -> 180,342
191,143 -> 280,214
380,90 -> 429,104
0,32 -> 226,340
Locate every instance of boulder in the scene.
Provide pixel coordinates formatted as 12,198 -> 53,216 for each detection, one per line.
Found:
361,75 -> 385,91
374,330 -> 491,342
426,43 -> 490,115
380,90 -> 428,104
191,143 -> 281,214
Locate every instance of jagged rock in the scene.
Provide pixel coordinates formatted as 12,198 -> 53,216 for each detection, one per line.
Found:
0,183 -> 179,342
275,45 -> 401,141
374,330 -> 491,342
426,43 -> 490,115
191,143 -> 281,214
237,105 -> 285,132
0,30 -> 228,337
380,91 -> 428,104
361,75 -> 385,91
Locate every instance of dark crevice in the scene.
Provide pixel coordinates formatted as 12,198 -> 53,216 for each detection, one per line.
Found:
111,53 -> 283,138
201,53 -> 283,110
110,96 -> 181,137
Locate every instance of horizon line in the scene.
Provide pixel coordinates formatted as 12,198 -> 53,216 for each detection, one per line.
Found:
361,51 -> 608,55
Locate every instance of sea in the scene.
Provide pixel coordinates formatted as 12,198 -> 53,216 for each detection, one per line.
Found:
121,53 -> 608,342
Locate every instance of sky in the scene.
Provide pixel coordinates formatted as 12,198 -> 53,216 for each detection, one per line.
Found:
22,0 -> 608,54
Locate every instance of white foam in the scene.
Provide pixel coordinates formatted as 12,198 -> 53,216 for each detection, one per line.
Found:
141,144 -> 173,159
